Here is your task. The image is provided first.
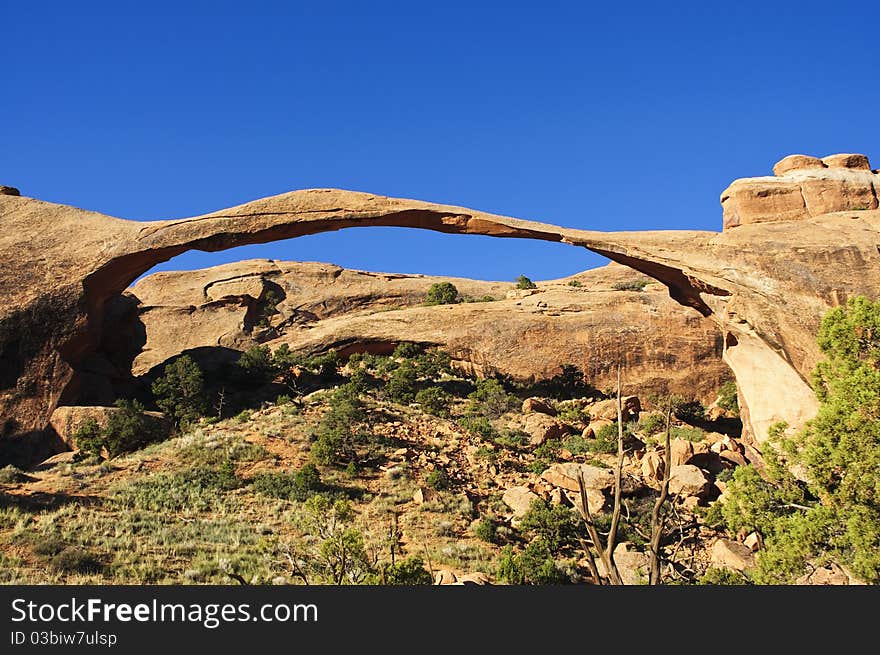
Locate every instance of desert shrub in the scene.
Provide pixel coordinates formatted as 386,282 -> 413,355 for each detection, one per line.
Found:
256,288 -> 280,327
567,280 -> 582,287
290,496 -> 373,584
612,279 -> 649,291
517,499 -> 581,551
0,465 -> 28,484
415,387 -> 452,417
467,378 -> 518,418
385,360 -> 420,403
50,547 -> 104,575
372,556 -> 433,585
462,295 -> 497,303
235,409 -> 253,423
413,348 -> 451,379
699,567 -> 751,585
152,354 -> 208,427
637,412 -> 666,436
495,430 -> 530,450
30,535 -> 68,557
252,463 -> 323,502
529,364 -> 600,401
515,275 -> 537,290
718,380 -> 739,413
674,399 -> 706,424
458,416 -> 498,442
561,433 -> 591,455
78,400 -> 166,458
113,462 -> 241,512
591,422 -> 621,454
426,468 -> 450,490
425,282 -> 459,306
311,384 -> 372,466
496,539 -> 568,584
473,517 -> 500,544
669,426 -> 705,442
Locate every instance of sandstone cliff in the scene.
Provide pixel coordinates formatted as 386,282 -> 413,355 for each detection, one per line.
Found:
118,260 -> 726,401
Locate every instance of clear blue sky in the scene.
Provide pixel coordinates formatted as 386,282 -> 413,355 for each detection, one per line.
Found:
4,2 -> 877,282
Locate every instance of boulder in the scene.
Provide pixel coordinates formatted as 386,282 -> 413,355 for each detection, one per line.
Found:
455,572 -> 491,585
0,185 -> 20,196
541,463 -> 614,492
522,397 -> 557,416
641,450 -> 665,487
581,419 -> 613,439
668,464 -> 711,498
772,154 -> 825,176
434,570 -> 458,585
669,438 -> 709,467
587,396 -> 641,422
743,532 -> 762,552
502,485 -> 538,518
563,487 -> 607,514
522,413 -> 567,446
721,154 -> 879,229
821,153 -> 871,170
596,543 -> 649,585
412,487 -> 439,505
711,538 -> 755,571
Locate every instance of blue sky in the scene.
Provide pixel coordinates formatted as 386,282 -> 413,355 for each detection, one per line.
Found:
4,2 -> 878,281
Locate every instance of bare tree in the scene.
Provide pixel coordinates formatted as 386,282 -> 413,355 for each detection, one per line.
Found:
648,401 -> 674,584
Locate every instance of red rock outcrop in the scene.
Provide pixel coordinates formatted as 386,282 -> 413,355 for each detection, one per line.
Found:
722,153 -> 878,229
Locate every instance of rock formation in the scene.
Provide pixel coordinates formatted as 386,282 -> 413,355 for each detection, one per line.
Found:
117,260 -> 726,402
1,153 -> 878,464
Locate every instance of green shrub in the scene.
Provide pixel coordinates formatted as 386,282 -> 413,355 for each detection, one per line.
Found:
591,422 -> 621,454
252,463 -> 324,502
462,295 -> 497,303
50,547 -> 104,575
426,468 -> 450,490
473,517 -> 499,544
393,342 -> 423,359
517,499 -> 581,551
385,360 -> 420,403
415,387 -> 452,417
374,556 -> 433,585
152,355 -> 208,427
495,430 -> 530,450
425,282 -> 460,306
674,399 -> 706,424
496,539 -> 568,584
612,279 -> 649,291
560,434 -> 590,455
235,345 -> 277,384
567,280 -> 582,287
637,412 -> 666,436
467,378 -> 517,418
669,426 -> 705,442
458,416 -> 499,442
235,409 -> 253,423
78,400 -> 167,458
718,380 -> 739,413
515,275 -> 537,290
699,567 -> 751,585
311,384 -> 372,466
113,462 -> 241,512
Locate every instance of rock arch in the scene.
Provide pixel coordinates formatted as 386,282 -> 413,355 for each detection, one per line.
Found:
2,156 -> 879,463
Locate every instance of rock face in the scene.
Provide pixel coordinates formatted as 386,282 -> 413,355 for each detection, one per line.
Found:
2,152 -> 879,463
120,260 -> 725,403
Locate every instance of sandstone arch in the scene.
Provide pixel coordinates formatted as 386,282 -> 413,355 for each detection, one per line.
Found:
2,155 -> 879,463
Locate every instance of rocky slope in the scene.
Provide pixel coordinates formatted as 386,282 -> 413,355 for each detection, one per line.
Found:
118,260 -> 727,403
1,152 -> 878,462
